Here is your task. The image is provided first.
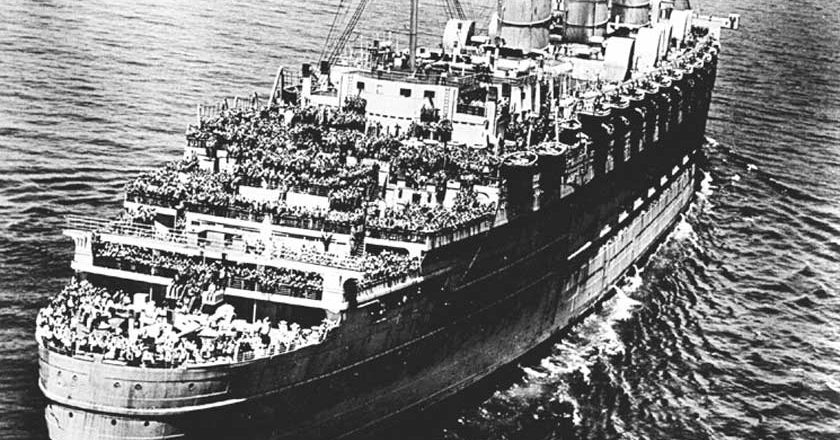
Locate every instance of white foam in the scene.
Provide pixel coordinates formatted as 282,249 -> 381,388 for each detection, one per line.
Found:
543,342 -> 593,383
621,264 -> 644,293
824,374 -> 840,394
522,366 -> 548,379
698,170 -> 715,198
498,270 -> 648,429
608,288 -> 643,323
670,214 -> 697,244
705,136 -> 718,148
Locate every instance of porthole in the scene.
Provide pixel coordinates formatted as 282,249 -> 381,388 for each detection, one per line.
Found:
111,419 -> 117,426
188,383 -> 195,391
68,412 -> 73,418
72,374 -> 78,382
134,384 -> 142,391
144,421 -> 150,427
113,382 -> 121,388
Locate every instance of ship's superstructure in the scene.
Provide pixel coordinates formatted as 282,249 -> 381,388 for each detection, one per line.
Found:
36,1 -> 739,439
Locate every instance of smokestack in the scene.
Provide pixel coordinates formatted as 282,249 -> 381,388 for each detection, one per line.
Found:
498,0 -> 552,51
673,0 -> 691,10
612,0 -> 652,27
563,0 -> 609,44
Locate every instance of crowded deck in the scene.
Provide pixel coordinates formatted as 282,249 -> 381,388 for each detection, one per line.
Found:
35,280 -> 339,368
44,3 -> 729,371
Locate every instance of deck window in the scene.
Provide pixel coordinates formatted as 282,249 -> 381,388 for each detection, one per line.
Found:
400,88 -> 412,97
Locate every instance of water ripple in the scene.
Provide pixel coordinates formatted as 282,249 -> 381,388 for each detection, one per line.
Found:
2,0 -> 840,439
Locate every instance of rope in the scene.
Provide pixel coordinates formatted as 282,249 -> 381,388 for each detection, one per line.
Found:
438,0 -> 455,20
320,0 -> 346,62
450,0 -> 467,20
327,0 -> 374,64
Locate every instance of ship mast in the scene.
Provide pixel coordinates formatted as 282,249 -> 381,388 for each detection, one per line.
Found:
409,0 -> 419,71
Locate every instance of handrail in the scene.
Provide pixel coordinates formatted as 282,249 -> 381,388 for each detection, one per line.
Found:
366,212 -> 495,244
226,276 -> 322,300
70,215 -> 426,292
66,216 -> 363,270
358,69 -> 485,88
124,192 -> 493,246
196,95 -> 265,123
67,210 -> 491,287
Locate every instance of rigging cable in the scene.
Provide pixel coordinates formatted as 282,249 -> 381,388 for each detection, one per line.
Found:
327,0 -> 374,64
450,0 -> 467,20
320,0 -> 347,62
438,0 -> 455,20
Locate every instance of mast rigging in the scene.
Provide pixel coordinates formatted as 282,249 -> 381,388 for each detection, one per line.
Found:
326,0 -> 375,64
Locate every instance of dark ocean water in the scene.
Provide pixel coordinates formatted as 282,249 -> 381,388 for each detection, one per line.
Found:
1,0 -> 838,439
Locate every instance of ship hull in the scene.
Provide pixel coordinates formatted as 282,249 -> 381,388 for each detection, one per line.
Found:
42,148 -> 700,440
41,48 -> 719,440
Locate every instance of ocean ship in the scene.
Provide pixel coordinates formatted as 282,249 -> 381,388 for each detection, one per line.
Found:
36,0 -> 740,438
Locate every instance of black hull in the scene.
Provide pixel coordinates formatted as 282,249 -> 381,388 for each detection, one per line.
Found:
41,47 -> 720,440
43,138 -> 702,440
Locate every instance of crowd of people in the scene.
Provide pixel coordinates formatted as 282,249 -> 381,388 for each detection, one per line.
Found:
268,242 -> 421,288
96,241 -> 183,275
233,148 -> 377,194
124,158 -> 237,209
390,140 -> 498,188
185,96 -> 502,191
116,205 -> 157,225
125,160 -> 368,225
369,191 -> 496,234
124,158 -> 493,238
184,98 -> 379,198
35,280 -> 338,368
505,112 -> 554,149
226,263 -> 323,298
124,94 -> 508,246
358,251 -> 421,289
94,236 -> 421,294
94,242 -> 325,301
268,241 -> 356,270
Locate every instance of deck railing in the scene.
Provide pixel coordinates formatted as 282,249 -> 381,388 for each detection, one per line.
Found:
92,258 -> 180,278
226,276 -> 322,301
196,95 -> 265,122
358,70 -> 485,89
366,212 -> 495,245
366,226 -> 428,244
185,203 -> 267,223
271,215 -> 358,234
65,216 -> 362,270
125,193 -> 180,208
